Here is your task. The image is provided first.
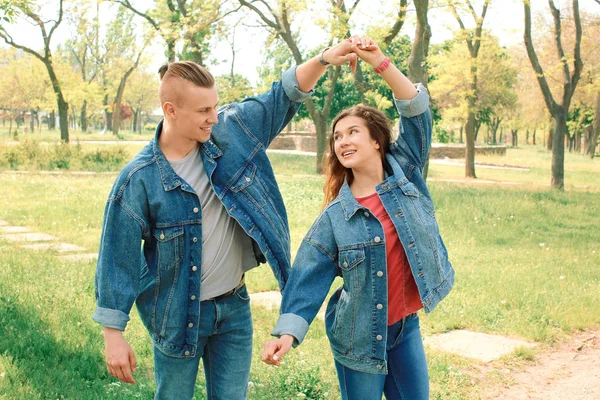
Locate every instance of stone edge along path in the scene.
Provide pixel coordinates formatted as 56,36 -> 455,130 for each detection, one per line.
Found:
0,220 -> 97,262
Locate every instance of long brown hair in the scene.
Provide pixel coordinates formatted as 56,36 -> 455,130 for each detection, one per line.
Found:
322,105 -> 393,207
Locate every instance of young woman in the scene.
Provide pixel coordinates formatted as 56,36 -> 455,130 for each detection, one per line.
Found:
262,38 -> 454,400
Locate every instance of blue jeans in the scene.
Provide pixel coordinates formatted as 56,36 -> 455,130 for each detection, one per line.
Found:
153,284 -> 253,400
334,313 -> 429,400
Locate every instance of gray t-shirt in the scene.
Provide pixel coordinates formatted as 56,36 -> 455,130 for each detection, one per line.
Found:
169,145 -> 254,300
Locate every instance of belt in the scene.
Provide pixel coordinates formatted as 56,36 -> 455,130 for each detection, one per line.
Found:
206,276 -> 245,301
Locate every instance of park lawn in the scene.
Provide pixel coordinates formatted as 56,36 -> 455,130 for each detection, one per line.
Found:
0,126 -> 154,143
1,155 -> 599,399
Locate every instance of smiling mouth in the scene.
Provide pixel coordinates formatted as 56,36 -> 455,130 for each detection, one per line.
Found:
342,150 -> 356,158
201,127 -> 212,133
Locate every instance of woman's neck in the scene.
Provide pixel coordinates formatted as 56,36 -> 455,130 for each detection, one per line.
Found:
349,163 -> 385,198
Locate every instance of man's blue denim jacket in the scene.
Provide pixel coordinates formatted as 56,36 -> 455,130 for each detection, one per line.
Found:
272,85 -> 454,374
92,67 -> 310,358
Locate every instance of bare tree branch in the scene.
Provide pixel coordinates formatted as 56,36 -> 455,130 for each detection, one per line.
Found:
111,0 -> 160,30
383,0 -> 408,46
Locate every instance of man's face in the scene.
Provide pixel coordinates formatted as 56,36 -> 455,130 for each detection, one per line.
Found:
169,84 -> 219,143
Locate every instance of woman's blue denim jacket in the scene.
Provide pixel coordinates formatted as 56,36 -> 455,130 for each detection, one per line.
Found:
92,67 -> 310,358
272,85 -> 455,374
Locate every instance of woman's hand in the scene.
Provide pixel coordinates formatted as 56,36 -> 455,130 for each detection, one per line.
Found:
262,334 -> 295,366
349,36 -> 386,69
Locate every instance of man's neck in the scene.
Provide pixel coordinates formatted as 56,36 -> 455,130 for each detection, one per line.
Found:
159,121 -> 198,161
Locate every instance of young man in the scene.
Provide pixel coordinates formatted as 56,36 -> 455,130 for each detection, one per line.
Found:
92,41 -> 357,400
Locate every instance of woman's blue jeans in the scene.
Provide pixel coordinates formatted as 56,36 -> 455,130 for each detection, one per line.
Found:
334,312 -> 429,400
153,284 -> 253,400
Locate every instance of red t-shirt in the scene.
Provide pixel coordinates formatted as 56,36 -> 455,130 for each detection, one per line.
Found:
356,192 -> 422,325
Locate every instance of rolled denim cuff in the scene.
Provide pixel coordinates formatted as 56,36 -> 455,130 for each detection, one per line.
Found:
92,306 -> 130,331
282,66 -> 313,103
394,83 -> 430,118
271,313 -> 310,347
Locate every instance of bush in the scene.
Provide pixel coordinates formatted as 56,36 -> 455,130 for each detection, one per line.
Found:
46,142 -> 75,170
82,147 -> 128,171
144,123 -> 156,132
433,125 -> 451,143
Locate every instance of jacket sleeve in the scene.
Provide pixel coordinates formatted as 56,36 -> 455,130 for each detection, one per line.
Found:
234,66 -> 313,148
271,212 -> 338,346
92,194 -> 146,331
390,83 -> 432,172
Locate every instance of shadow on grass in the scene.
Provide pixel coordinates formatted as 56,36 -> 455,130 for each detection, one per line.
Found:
0,282 -> 154,399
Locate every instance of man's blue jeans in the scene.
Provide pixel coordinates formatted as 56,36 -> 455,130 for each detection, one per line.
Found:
334,312 -> 429,400
153,284 -> 253,400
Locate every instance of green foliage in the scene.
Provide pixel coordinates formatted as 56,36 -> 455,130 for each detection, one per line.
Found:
215,74 -> 254,104
82,147 -> 128,171
0,141 -> 128,171
433,125 -> 451,143
144,123 -> 156,131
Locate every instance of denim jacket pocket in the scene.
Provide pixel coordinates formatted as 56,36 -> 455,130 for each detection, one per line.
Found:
338,248 -> 365,271
153,226 -> 184,271
230,162 -> 267,210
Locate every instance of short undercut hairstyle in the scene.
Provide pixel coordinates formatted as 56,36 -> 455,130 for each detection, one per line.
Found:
158,61 -> 215,88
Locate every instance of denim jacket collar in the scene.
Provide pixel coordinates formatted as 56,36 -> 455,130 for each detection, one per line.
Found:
152,121 -> 183,192
338,154 -> 411,221
151,120 -> 225,192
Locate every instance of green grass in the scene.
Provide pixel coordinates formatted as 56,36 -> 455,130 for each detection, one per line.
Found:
0,126 -> 154,143
0,148 -> 599,399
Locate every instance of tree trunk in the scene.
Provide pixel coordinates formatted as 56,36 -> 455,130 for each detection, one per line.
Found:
551,113 -> 567,189
407,0 -> 430,87
465,112 -> 477,178
589,91 -> 600,158
459,124 -> 464,143
29,110 -> 35,133
314,116 -> 328,174
511,129 -> 518,147
45,60 -> 69,142
533,129 -> 536,145
81,99 -> 88,132
49,110 -> 56,129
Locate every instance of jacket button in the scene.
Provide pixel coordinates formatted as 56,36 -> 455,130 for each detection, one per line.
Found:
343,261 -> 348,268
377,304 -> 383,310
192,266 -> 198,272
364,212 -> 369,217
184,351 -> 190,356
160,232 -> 165,240
245,176 -> 251,182
188,323 -> 194,328
193,237 -> 198,243
193,207 -> 199,213
377,271 -> 383,277
376,335 -> 383,341
377,364 -> 383,370
190,295 -> 196,300
374,236 -> 381,243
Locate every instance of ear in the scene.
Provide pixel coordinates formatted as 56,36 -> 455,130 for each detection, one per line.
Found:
374,141 -> 380,150
163,102 -> 176,119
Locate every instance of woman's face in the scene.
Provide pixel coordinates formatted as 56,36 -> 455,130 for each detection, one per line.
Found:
333,116 -> 381,170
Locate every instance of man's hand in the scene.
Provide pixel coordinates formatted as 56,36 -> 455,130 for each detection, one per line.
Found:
262,334 -> 295,366
321,40 -> 358,72
104,327 -> 137,384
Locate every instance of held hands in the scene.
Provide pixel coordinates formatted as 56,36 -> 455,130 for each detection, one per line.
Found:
348,36 -> 387,69
321,36 -> 387,73
262,334 -> 295,366
104,327 -> 137,384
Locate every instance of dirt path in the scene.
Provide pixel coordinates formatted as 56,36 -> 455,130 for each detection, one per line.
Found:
486,329 -> 600,399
